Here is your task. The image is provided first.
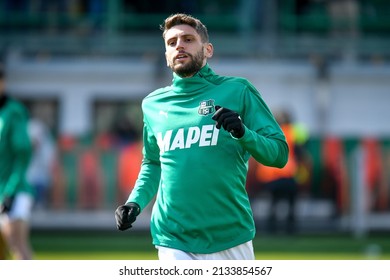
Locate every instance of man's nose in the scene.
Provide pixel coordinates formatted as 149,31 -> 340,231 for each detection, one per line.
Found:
176,39 -> 185,50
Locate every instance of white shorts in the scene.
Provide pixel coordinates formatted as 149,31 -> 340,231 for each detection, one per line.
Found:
157,240 -> 255,260
1,192 -> 34,222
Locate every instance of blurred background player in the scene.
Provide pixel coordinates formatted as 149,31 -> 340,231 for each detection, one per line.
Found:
27,117 -> 56,210
0,64 -> 35,259
255,109 -> 311,235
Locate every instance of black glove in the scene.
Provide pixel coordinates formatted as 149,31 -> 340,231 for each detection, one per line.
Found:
212,105 -> 245,138
0,196 -> 15,214
115,202 -> 140,231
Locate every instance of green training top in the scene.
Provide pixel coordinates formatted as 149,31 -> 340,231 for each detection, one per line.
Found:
0,96 -> 33,203
127,64 -> 288,254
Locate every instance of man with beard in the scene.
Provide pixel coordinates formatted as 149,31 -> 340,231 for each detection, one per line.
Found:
115,13 -> 288,260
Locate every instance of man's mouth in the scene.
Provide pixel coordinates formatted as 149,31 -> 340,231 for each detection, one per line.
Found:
175,53 -> 189,61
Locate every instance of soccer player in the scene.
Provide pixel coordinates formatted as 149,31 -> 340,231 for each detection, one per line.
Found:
115,13 -> 288,260
0,64 -> 35,260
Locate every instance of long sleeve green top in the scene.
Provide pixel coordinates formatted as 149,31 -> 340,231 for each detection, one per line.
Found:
127,64 -> 288,254
0,96 -> 33,203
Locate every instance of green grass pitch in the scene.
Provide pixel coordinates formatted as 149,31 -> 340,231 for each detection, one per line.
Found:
30,230 -> 390,260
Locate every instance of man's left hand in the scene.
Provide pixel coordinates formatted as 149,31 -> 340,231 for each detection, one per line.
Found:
212,105 -> 245,138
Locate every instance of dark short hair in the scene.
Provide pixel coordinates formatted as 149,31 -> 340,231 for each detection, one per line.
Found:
160,13 -> 209,43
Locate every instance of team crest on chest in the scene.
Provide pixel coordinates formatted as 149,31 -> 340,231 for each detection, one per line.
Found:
198,99 -> 215,116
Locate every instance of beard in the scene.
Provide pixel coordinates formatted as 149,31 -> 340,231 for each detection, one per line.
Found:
169,47 -> 205,78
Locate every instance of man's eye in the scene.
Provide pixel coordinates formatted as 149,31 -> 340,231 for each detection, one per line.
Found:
168,41 -> 176,46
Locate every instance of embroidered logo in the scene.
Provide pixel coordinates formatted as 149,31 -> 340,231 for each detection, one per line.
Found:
198,99 -> 215,116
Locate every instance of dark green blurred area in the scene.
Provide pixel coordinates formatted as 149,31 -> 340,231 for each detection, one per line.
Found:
1,0 -> 389,58
1,0 -> 389,34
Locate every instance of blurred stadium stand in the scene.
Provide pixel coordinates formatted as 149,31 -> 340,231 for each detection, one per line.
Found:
1,0 -> 390,234
1,0 -> 390,58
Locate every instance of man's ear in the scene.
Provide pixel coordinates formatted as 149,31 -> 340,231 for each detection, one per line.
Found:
205,43 -> 214,59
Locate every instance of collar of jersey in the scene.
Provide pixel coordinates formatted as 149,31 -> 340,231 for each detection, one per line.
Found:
171,64 -> 214,94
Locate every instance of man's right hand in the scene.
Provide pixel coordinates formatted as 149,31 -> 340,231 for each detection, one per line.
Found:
0,196 -> 15,214
115,202 -> 140,231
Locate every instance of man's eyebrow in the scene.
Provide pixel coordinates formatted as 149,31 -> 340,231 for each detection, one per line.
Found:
167,31 -> 196,39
